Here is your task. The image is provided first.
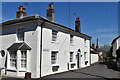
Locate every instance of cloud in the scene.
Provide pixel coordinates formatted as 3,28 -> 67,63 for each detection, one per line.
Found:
91,33 -> 118,46
97,34 -> 116,38
0,17 -> 2,23
89,28 -> 118,46
91,28 -> 117,33
93,33 -> 118,39
0,17 -> 2,20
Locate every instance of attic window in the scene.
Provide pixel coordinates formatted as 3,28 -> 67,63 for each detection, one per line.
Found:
17,28 -> 25,41
84,39 -> 87,46
52,30 -> 58,42
70,35 -> 73,44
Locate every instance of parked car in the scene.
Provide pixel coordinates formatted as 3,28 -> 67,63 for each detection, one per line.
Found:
117,58 -> 120,68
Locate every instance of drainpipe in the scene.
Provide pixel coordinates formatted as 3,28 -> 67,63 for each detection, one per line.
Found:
40,20 -> 45,78
90,39 -> 91,65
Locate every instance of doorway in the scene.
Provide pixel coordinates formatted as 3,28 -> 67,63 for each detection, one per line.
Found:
77,49 -> 81,68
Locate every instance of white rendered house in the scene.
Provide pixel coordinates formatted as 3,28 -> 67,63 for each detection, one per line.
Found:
111,36 -> 120,60
0,4 -> 92,78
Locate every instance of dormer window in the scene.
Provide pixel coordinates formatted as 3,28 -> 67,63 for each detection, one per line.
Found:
17,28 -> 25,41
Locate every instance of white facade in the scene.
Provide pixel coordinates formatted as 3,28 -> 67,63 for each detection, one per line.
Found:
0,15 -> 91,78
112,36 -> 120,57
90,54 -> 98,64
90,48 -> 98,64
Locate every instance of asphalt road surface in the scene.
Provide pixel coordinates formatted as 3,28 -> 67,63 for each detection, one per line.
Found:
44,62 -> 120,78
2,62 -> 120,80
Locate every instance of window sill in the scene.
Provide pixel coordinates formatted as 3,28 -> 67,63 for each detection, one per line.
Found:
19,68 -> 27,72
70,44 -> 75,46
51,64 -> 59,67
51,41 -> 59,44
69,62 -> 76,64
7,68 -> 17,72
19,70 -> 27,72
16,41 -> 24,43
84,46 -> 87,47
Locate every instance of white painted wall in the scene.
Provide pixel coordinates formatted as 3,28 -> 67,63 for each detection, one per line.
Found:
90,54 -> 98,64
1,20 -> 40,78
1,19 -> 91,78
41,22 -> 90,77
112,37 -> 120,58
118,38 -> 120,49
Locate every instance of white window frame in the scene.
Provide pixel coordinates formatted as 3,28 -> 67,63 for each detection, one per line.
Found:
9,51 -> 17,69
70,52 -> 74,62
21,51 -> 27,69
52,30 -> 58,42
70,35 -> 74,44
17,28 -> 25,42
51,51 -> 58,64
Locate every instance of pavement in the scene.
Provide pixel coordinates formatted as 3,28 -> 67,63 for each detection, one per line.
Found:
44,62 -> 120,79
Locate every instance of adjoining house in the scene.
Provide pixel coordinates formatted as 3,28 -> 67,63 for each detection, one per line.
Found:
90,43 -> 99,64
0,3 -> 92,78
111,36 -> 120,61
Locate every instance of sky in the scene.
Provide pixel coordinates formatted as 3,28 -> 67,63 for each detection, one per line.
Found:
1,2 -> 119,46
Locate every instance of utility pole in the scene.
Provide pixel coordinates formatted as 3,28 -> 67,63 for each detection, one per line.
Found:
96,38 -> 99,51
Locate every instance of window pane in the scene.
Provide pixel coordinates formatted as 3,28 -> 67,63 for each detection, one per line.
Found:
51,52 -> 57,64
70,52 -> 73,62
84,52 -> 87,60
10,51 -> 17,68
21,51 -> 27,68
70,35 -> 73,44
52,30 -> 57,41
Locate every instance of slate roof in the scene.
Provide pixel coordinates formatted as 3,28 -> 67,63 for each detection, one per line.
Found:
90,46 -> 98,54
1,15 -> 92,40
7,42 -> 31,51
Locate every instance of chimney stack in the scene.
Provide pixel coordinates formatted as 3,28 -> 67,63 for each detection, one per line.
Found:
75,17 -> 80,32
46,3 -> 55,21
96,38 -> 99,49
16,5 -> 26,18
92,43 -> 95,48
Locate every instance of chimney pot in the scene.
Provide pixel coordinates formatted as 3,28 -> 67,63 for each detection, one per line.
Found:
49,3 -> 54,9
92,43 -> 95,48
16,5 -> 26,18
19,5 -> 23,11
46,3 -> 55,21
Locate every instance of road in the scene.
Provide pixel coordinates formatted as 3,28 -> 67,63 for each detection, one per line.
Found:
2,62 -> 120,80
44,62 -> 120,79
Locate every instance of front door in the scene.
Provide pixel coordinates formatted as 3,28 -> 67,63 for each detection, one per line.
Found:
77,49 -> 81,68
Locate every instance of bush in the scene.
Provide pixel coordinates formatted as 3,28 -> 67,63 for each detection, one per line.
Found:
103,57 -> 111,62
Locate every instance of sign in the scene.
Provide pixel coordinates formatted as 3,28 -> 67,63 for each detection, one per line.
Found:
43,49 -> 49,52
